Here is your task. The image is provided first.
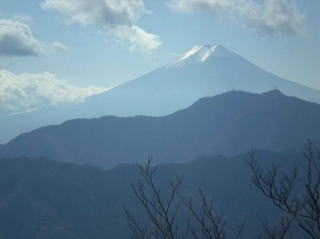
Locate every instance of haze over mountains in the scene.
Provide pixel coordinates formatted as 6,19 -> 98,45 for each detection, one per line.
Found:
1,44 -> 320,143
2,0 -> 320,236
0,151 -> 301,239
0,41 -> 319,238
1,90 -> 319,169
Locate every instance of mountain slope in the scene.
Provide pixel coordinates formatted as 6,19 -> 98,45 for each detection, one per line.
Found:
75,44 -> 320,118
1,44 -> 320,144
0,151 -> 302,239
0,90 -> 319,169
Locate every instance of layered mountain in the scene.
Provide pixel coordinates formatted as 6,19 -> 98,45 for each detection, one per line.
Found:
0,151 -> 302,239
77,44 -> 320,118
0,90 -> 319,169
1,44 -> 320,144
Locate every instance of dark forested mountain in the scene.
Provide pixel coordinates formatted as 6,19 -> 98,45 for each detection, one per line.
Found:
0,90 -> 319,169
2,44 -> 320,144
0,151 -> 302,239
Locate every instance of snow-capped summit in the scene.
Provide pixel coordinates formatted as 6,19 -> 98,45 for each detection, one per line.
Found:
167,44 -> 235,68
78,43 -> 320,118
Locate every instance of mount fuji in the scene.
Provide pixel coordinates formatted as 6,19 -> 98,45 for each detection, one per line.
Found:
73,43 -> 320,117
1,44 -> 320,143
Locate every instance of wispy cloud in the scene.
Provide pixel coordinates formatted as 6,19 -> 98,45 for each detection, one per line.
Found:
12,15 -> 33,24
41,0 -> 162,52
0,70 -> 108,114
168,0 -> 306,36
0,19 -> 69,57
52,42 -> 69,53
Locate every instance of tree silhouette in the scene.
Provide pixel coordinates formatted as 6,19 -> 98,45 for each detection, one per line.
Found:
126,142 -> 320,239
185,189 -> 245,239
248,142 -> 320,238
124,157 -> 185,239
124,157 -> 244,239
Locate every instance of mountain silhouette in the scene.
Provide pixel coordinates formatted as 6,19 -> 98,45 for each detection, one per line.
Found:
1,90 -> 319,169
0,150 -> 302,239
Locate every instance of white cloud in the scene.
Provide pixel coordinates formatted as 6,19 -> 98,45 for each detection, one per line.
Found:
41,0 -> 162,52
0,19 -> 45,56
168,0 -> 306,36
0,70 -> 108,114
110,25 -> 162,52
0,19 -> 69,57
52,42 -> 69,53
12,15 -> 33,25
169,0 -> 235,13
245,0 -> 305,35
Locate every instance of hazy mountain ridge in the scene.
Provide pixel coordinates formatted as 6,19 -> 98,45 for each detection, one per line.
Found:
0,150 -> 302,239
1,90 -> 319,169
1,44 -> 320,144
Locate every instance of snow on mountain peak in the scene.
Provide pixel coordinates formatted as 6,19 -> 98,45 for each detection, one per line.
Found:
166,44 -> 234,69
178,45 -> 206,62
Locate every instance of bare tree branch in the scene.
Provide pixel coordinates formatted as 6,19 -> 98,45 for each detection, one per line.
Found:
125,156 -> 185,239
248,142 -> 320,238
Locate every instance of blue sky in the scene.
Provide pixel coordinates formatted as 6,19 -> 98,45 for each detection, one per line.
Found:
0,0 -> 319,112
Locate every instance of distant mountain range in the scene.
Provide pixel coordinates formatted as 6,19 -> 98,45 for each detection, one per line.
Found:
0,150 -> 302,239
1,90 -> 319,169
1,44 -> 320,143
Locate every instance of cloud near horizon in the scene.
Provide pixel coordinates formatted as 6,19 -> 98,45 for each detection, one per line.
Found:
0,70 -> 108,114
41,0 -> 162,52
0,19 -> 69,57
168,0 -> 306,36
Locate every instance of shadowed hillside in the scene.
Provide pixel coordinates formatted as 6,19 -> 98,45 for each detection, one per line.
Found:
0,150 -> 301,239
0,90 -> 319,169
